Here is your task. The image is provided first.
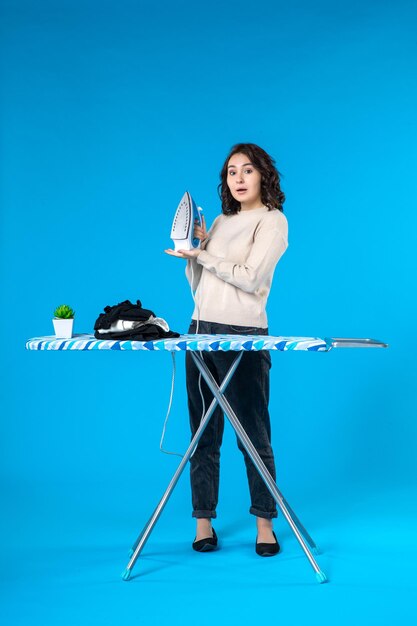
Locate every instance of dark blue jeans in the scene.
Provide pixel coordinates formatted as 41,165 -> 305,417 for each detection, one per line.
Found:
185,319 -> 278,520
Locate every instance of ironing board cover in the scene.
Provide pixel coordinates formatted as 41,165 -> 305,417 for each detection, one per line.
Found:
26,334 -> 333,352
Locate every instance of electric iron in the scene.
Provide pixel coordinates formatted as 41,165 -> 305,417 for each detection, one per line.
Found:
170,191 -> 203,251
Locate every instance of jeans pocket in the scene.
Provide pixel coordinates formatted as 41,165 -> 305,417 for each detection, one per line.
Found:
229,325 -> 259,334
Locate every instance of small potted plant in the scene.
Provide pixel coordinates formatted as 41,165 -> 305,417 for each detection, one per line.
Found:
53,304 -> 75,338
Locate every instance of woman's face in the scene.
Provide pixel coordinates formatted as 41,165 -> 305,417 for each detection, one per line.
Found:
226,152 -> 262,209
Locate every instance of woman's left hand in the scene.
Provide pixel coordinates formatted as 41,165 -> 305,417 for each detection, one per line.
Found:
164,248 -> 201,259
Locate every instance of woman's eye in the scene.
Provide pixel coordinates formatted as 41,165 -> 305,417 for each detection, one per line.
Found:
228,169 -> 252,176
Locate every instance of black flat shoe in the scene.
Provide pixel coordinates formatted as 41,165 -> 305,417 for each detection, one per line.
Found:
255,531 -> 280,557
192,528 -> 218,552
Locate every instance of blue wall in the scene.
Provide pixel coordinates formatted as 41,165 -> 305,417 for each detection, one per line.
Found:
1,1 -> 416,622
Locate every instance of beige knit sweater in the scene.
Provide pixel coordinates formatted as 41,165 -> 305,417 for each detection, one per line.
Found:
185,206 -> 288,328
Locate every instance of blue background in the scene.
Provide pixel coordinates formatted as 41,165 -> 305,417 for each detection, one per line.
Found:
1,0 -> 416,623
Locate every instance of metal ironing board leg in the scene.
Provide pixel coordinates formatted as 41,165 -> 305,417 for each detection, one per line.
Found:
274,498 -> 321,555
190,353 -> 320,554
190,351 -> 328,584
122,351 -> 244,581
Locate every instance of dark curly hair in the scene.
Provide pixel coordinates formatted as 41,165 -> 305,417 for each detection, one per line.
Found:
217,143 -> 285,215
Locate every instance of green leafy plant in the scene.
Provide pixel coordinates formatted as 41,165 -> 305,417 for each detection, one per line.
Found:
53,304 -> 75,319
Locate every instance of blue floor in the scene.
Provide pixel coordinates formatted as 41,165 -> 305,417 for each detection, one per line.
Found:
2,482 -> 416,625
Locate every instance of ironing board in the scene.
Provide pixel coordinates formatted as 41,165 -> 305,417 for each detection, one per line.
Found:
26,333 -> 388,584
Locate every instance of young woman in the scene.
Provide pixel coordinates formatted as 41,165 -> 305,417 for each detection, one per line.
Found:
165,143 -> 288,556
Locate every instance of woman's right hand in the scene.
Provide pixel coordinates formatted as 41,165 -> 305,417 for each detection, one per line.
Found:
194,213 -> 208,243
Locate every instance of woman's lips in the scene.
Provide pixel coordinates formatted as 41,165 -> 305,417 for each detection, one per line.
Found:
237,189 -> 247,194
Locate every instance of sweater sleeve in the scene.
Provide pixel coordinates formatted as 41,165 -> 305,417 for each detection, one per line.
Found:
196,221 -> 288,294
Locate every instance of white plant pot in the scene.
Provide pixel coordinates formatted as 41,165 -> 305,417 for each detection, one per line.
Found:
53,318 -> 74,338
